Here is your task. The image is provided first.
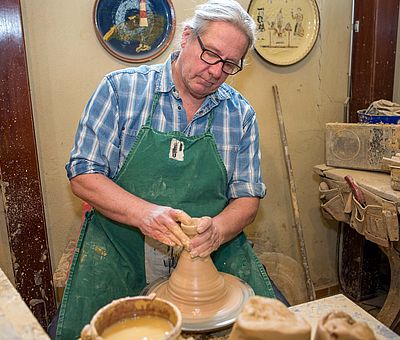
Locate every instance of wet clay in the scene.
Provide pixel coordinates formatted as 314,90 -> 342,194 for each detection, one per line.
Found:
314,311 -> 376,340
228,296 -> 311,340
148,219 -> 253,331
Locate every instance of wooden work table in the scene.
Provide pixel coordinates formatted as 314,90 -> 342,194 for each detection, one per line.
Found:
314,164 -> 400,330
314,164 -> 400,204
0,267 -> 49,339
290,294 -> 399,339
183,294 -> 400,339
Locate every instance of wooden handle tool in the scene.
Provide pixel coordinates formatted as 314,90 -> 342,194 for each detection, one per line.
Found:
272,85 -> 316,301
344,175 -> 366,207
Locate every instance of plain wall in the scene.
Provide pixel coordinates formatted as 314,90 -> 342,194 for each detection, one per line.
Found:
0,0 -> 352,292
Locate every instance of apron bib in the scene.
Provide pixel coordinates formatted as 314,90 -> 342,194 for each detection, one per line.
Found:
56,94 -> 274,340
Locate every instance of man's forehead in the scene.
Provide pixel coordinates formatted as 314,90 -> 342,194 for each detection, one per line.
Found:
201,23 -> 248,58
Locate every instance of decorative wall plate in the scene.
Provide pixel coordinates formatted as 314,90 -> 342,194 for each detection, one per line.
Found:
93,0 -> 176,63
248,0 -> 320,65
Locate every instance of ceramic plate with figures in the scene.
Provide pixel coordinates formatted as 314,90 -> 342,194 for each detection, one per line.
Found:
248,0 -> 320,65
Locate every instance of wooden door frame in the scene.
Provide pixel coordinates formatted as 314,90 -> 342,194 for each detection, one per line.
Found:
0,0 -> 56,328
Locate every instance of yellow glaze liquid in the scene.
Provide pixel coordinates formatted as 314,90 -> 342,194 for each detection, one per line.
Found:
101,315 -> 173,340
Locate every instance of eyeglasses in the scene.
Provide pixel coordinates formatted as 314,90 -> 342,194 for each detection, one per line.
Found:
196,32 -> 243,75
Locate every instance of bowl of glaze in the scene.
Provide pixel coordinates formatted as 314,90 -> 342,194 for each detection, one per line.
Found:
80,293 -> 182,340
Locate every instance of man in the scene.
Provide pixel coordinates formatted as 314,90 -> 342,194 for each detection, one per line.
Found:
56,1 -> 279,339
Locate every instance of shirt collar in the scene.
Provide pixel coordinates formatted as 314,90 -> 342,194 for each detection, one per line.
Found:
155,52 -> 178,94
155,51 -> 231,102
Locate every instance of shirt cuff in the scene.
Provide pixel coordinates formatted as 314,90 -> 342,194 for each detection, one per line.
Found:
65,162 -> 108,180
227,181 -> 267,200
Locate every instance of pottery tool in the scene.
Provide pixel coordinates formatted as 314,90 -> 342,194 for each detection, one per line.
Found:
344,175 -> 366,207
272,85 -> 316,301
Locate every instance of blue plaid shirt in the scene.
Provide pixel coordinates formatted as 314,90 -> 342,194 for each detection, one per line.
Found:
66,53 -> 266,200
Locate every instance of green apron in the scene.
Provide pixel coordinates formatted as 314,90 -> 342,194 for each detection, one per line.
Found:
56,93 -> 275,340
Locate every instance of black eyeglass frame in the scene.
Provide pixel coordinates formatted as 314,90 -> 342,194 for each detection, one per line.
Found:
195,32 -> 243,75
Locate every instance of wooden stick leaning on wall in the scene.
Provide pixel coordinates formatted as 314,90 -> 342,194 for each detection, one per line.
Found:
272,85 -> 316,301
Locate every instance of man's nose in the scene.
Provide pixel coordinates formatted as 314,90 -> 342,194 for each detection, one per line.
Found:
208,62 -> 224,79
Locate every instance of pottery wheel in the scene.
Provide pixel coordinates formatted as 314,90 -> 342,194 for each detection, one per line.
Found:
144,273 -> 254,332
143,219 -> 254,332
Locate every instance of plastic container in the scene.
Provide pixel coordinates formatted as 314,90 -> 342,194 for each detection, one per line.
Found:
358,110 -> 400,124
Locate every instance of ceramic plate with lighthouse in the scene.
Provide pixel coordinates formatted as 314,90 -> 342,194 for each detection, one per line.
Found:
93,0 -> 176,63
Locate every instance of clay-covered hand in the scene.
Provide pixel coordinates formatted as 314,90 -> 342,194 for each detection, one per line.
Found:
139,206 -> 192,249
189,217 -> 223,258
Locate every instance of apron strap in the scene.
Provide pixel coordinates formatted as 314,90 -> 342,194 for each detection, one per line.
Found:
144,92 -> 162,127
205,109 -> 216,133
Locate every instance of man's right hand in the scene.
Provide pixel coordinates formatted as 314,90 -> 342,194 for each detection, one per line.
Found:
139,206 -> 192,250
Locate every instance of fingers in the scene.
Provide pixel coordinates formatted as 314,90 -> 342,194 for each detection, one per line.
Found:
167,222 -> 191,250
173,209 -> 193,225
190,219 -> 222,258
140,206 -> 192,248
192,234 -> 219,257
197,243 -> 219,258
156,232 -> 180,247
195,216 -> 212,233
169,209 -> 194,250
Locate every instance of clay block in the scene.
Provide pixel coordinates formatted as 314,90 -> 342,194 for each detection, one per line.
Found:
228,296 -> 311,340
326,123 -> 400,172
314,311 -> 376,340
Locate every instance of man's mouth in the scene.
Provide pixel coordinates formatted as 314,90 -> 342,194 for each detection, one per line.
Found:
200,77 -> 216,86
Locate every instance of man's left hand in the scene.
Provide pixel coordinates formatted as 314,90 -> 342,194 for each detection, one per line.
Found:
189,217 -> 223,258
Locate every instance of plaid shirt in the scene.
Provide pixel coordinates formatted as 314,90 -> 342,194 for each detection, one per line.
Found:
66,52 -> 266,199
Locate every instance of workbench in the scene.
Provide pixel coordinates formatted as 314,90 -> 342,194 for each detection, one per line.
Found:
0,267 -> 49,339
290,294 -> 399,339
182,294 -> 399,339
314,164 -> 400,330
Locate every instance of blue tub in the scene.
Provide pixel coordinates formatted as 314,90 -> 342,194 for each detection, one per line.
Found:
358,110 -> 400,124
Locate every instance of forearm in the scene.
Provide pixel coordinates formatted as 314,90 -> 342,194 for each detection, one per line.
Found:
70,173 -> 192,247
190,196 -> 260,257
214,197 -> 260,244
70,173 -> 150,228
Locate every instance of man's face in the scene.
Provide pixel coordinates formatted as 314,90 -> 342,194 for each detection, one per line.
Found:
178,21 -> 249,100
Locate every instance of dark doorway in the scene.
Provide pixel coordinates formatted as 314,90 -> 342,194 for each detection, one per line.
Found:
349,0 -> 400,122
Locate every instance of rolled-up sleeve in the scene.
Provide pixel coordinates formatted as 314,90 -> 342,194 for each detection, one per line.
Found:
66,76 -> 121,180
227,110 -> 266,200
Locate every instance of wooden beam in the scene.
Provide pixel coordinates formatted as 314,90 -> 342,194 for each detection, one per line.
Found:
0,0 -> 56,329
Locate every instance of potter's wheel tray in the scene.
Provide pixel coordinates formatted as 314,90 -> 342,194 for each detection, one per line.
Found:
142,274 -> 254,332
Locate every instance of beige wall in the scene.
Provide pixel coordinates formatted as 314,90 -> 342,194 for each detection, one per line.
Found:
0,0 -> 352,290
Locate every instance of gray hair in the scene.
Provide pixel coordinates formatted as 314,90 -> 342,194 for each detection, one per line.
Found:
182,0 -> 257,50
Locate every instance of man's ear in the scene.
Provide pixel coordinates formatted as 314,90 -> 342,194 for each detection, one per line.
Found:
181,26 -> 192,48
